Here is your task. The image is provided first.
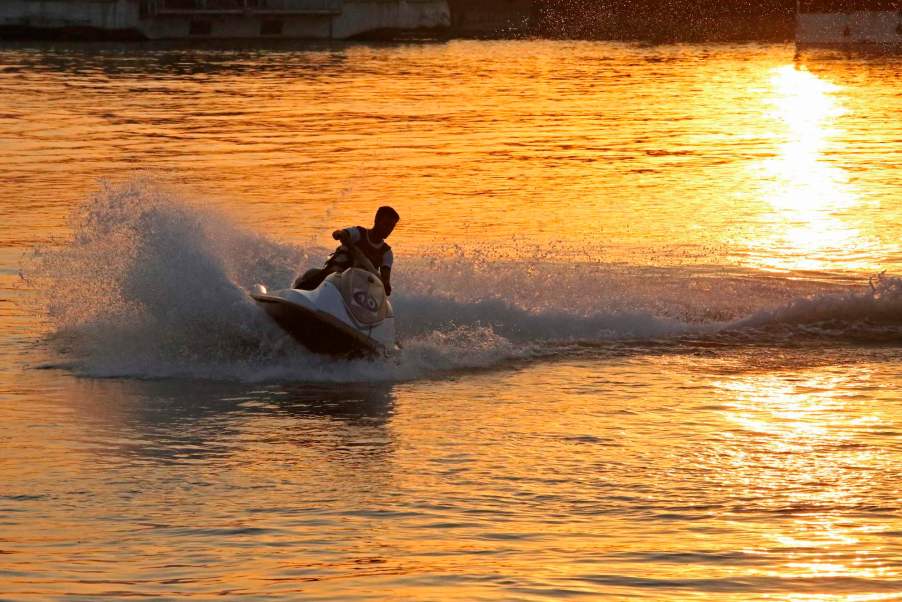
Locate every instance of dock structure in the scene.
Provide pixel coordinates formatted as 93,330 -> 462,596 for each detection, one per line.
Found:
0,0 -> 450,39
796,0 -> 902,48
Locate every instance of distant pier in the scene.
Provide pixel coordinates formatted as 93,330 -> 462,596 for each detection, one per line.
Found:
0,0 -> 451,40
5,0 -> 900,43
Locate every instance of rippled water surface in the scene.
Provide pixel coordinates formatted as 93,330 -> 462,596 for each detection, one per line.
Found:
1,40 -> 901,600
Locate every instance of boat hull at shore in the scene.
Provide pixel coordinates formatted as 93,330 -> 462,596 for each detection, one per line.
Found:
796,4 -> 902,50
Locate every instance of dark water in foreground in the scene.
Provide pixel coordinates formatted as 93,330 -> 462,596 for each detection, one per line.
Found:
1,41 -> 902,599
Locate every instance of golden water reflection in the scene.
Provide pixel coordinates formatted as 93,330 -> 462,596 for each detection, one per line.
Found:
3,44 -> 901,276
746,65 -> 879,273
715,367 -> 894,589
1,44 -> 901,601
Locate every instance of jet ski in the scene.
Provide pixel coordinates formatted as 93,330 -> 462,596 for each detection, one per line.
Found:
251,245 -> 396,358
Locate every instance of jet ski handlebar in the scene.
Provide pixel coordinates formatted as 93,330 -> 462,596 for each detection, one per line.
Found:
341,243 -> 380,277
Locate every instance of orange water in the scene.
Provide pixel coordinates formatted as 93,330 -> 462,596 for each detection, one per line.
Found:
1,40 -> 901,600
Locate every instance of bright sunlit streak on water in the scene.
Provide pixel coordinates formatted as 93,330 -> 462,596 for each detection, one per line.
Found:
748,65 -> 879,273
715,368 -> 897,586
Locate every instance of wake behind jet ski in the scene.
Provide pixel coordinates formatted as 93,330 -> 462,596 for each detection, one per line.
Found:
251,207 -> 400,358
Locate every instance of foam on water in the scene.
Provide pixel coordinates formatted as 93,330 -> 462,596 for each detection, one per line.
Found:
729,272 -> 902,341
23,182 -> 902,381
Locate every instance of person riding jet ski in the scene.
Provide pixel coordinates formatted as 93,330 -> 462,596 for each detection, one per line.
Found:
294,205 -> 399,295
251,206 -> 400,357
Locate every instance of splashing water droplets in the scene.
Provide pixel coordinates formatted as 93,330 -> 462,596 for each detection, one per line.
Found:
22,181 -> 902,381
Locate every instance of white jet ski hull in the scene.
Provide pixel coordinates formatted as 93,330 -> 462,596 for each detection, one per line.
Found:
252,278 -> 395,357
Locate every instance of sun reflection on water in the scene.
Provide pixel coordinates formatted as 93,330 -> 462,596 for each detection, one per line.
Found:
714,368 -> 894,590
746,65 -> 879,274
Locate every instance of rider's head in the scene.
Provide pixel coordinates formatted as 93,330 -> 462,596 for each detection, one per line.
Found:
372,206 -> 400,240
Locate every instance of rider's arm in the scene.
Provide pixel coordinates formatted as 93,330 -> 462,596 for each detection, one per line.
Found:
380,266 -> 392,296
380,248 -> 394,296
332,227 -> 362,244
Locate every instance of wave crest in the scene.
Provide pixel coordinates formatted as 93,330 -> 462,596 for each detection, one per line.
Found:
22,181 -> 901,381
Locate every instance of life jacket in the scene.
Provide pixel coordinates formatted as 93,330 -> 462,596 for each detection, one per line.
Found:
353,226 -> 391,269
327,226 -> 391,271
